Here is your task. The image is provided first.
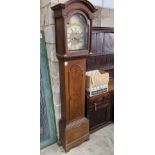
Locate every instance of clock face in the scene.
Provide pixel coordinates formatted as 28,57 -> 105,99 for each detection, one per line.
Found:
67,13 -> 88,51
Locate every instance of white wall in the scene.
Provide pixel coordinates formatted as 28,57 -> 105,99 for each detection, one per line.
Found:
89,0 -> 114,8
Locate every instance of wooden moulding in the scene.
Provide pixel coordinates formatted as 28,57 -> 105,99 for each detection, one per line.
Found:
59,117 -> 89,152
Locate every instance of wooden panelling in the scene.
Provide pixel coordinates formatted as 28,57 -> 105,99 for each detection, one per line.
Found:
87,27 -> 114,72
87,53 -> 114,72
86,28 -> 114,132
68,60 -> 85,122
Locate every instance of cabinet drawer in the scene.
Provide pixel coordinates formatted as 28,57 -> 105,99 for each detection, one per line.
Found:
89,104 -> 111,130
85,91 -> 113,131
88,92 -> 111,108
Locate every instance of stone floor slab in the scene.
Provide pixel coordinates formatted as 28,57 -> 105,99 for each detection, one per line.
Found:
41,124 -> 114,155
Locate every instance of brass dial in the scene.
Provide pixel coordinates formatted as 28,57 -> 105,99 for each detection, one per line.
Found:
67,14 -> 88,51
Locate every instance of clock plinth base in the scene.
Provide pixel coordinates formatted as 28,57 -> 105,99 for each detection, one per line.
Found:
59,117 -> 89,152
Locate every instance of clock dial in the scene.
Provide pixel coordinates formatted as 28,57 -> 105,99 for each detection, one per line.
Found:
67,14 -> 88,51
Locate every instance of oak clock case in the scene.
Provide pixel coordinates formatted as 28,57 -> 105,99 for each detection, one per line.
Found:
51,0 -> 97,152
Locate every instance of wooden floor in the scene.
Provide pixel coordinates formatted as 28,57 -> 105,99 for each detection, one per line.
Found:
40,124 -> 114,155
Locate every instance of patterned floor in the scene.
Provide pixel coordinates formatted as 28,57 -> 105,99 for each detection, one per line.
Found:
40,124 -> 114,155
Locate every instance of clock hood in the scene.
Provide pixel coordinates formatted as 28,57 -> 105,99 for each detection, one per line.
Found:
51,0 -> 97,19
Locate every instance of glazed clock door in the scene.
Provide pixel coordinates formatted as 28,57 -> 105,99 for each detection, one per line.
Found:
67,13 -> 88,51
67,59 -> 86,122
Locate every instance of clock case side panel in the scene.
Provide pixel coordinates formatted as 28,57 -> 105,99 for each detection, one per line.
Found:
59,60 -> 67,125
58,59 -> 78,147
55,17 -> 67,56
58,60 -> 67,147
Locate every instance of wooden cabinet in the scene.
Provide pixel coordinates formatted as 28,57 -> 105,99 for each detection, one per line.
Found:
86,79 -> 114,132
85,27 -> 114,132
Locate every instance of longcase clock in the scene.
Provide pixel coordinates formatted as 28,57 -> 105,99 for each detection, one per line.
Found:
51,0 -> 97,152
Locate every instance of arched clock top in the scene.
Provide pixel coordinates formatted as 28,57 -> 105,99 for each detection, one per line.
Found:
66,11 -> 90,24
65,0 -> 97,12
51,0 -> 97,19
